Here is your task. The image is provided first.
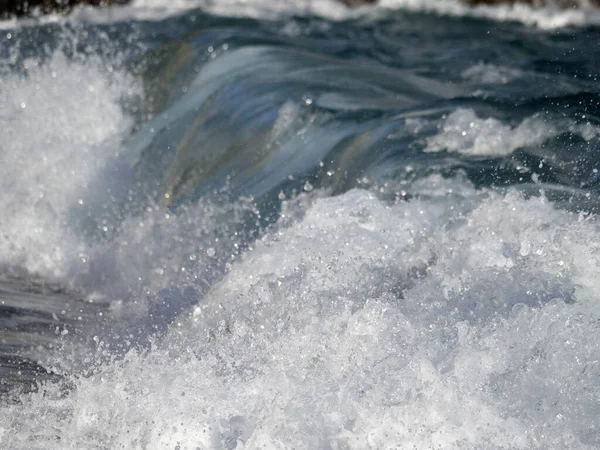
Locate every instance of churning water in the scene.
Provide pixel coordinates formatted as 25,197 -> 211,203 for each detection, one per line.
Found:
1,0 -> 600,448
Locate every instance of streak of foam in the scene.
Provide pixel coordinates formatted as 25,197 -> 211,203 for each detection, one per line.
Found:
424,108 -> 600,157
461,63 -> 524,85
3,0 -> 600,29
378,0 -> 600,29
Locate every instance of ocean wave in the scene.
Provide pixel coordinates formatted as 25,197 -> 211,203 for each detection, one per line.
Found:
1,4 -> 600,448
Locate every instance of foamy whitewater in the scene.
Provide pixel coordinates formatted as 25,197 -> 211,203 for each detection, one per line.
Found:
1,1 -> 600,449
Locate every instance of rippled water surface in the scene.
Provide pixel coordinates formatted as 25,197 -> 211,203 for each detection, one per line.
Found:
1,1 -> 600,448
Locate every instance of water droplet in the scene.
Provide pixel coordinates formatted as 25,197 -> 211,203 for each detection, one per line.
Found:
519,241 -> 531,257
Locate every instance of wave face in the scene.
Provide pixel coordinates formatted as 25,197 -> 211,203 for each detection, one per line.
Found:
2,4 -> 600,449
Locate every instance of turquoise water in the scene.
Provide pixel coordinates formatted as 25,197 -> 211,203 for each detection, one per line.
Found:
1,2 -> 600,448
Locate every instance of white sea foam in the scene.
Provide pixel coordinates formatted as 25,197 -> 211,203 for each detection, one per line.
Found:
0,50 -> 261,310
2,180 -> 600,449
101,0 -> 600,28
378,0 -> 600,29
0,52 -> 138,280
2,0 -> 600,29
425,108 -> 600,157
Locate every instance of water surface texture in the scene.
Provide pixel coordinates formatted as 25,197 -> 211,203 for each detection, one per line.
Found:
1,1 -> 600,448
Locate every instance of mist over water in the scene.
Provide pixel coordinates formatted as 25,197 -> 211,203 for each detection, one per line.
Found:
1,1 -> 600,449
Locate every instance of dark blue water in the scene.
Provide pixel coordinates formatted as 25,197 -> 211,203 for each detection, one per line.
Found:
1,4 -> 600,448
